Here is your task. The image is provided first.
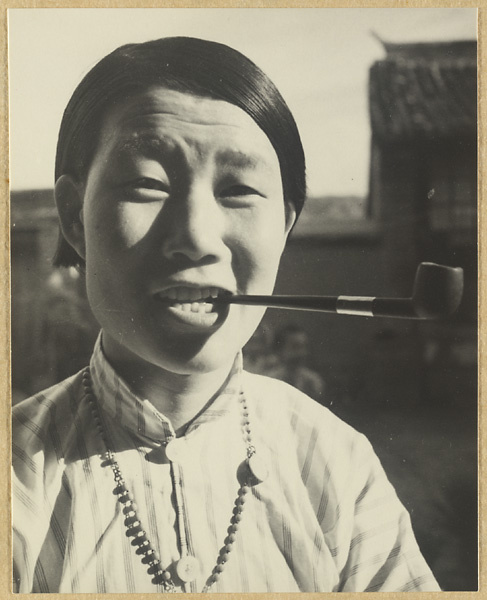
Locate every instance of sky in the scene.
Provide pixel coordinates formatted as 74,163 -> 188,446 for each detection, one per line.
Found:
8,8 -> 477,196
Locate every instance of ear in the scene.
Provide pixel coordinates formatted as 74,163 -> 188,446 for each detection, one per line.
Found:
284,202 -> 297,237
54,175 -> 86,260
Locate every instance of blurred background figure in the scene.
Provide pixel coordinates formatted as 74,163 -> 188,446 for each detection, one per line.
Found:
243,324 -> 280,376
270,324 -> 325,403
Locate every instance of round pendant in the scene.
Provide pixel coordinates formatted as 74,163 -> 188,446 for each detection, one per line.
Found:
247,454 -> 268,483
176,555 -> 199,582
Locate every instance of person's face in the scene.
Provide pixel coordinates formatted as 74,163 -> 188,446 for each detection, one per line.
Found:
64,87 -> 295,376
281,331 -> 309,364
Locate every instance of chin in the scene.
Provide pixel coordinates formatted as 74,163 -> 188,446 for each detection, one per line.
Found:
154,344 -> 239,376
138,331 -> 241,376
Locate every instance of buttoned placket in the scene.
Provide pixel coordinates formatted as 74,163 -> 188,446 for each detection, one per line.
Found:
89,336 -> 244,591
147,411 -> 197,592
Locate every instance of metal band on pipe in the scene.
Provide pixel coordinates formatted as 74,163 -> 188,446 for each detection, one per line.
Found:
336,296 -> 375,317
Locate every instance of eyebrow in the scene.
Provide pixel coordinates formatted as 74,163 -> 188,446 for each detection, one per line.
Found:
116,136 -> 167,157
116,136 -> 272,172
214,149 -> 265,171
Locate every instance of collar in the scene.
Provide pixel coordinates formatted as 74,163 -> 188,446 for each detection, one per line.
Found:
89,333 -> 242,444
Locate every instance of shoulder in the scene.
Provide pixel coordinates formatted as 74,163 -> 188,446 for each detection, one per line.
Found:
243,370 -> 372,463
12,371 -> 85,468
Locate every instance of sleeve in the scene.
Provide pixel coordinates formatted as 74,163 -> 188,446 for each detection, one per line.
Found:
12,399 -> 67,593
328,432 -> 441,592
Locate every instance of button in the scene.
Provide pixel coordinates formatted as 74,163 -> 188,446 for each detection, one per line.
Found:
247,454 -> 268,483
176,555 -> 199,582
165,439 -> 185,463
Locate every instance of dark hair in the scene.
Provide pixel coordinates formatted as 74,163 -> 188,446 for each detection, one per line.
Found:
54,36 -> 306,267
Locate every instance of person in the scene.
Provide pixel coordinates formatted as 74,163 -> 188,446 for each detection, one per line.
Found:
270,323 -> 325,402
242,323 -> 280,376
12,37 -> 440,593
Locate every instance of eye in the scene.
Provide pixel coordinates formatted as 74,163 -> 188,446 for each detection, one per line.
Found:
221,184 -> 262,198
132,177 -> 169,192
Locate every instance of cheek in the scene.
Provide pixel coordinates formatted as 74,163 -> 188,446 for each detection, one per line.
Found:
86,200 -> 162,257
229,205 -> 287,290
116,203 -> 163,249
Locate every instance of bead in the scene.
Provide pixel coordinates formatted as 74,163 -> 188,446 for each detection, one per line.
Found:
141,551 -> 157,564
151,570 -> 165,585
233,513 -> 242,523
130,532 -> 148,546
148,562 -> 162,575
118,491 -> 134,503
226,533 -> 236,544
163,570 -> 172,581
124,516 -> 140,528
126,525 -> 143,537
211,572 -> 220,582
220,552 -> 229,562
216,563 -> 225,573
123,503 -> 136,515
225,544 -> 233,553
135,541 -> 151,553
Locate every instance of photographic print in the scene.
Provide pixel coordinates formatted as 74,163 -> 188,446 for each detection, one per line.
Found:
8,7 -> 478,593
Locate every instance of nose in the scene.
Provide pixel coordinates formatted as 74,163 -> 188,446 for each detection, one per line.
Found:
161,184 -> 226,264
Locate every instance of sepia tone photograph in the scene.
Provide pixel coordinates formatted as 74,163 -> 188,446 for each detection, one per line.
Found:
9,7 -> 478,594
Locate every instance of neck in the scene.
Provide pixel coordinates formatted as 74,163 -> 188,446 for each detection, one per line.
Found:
101,334 -> 237,435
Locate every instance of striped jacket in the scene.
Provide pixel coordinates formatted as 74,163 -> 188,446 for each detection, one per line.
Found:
12,337 -> 440,593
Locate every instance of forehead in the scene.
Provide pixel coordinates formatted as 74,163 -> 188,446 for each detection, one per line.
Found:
96,86 -> 280,169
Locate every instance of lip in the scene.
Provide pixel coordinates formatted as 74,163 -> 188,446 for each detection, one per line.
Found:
152,283 -> 234,330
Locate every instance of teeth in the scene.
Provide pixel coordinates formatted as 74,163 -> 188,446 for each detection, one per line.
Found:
160,286 -> 225,303
173,301 -> 213,313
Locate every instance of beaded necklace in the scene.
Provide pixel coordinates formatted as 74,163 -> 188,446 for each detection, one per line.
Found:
82,367 -> 268,592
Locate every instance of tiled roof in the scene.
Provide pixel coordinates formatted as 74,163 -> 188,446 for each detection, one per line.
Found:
369,41 -> 477,141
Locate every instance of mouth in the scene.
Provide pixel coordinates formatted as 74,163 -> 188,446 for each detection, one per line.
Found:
154,286 -> 232,315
